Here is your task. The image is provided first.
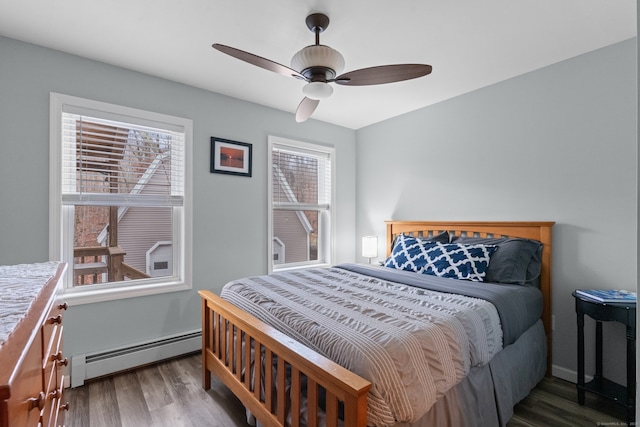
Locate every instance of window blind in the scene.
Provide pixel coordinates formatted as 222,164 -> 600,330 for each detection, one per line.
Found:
61,113 -> 185,207
271,144 -> 331,211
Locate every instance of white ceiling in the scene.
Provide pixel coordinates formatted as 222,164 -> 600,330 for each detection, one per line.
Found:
0,0 -> 636,129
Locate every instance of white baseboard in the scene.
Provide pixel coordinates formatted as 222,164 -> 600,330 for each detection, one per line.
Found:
552,364 -> 593,383
66,338 -> 588,390
69,329 -> 201,388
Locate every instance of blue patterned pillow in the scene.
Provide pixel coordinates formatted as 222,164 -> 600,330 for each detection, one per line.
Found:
384,234 -> 497,282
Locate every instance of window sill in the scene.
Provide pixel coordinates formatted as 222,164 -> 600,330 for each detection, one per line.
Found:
63,280 -> 191,306
271,262 -> 331,273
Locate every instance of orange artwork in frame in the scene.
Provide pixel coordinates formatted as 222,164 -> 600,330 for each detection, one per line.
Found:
210,137 -> 252,177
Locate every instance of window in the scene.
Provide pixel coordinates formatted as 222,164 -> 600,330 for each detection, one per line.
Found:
268,136 -> 334,272
49,93 -> 192,304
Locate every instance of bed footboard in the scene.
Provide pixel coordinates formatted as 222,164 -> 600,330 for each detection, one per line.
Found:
199,290 -> 371,427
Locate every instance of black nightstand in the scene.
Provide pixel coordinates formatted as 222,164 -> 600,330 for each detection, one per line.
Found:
573,291 -> 636,424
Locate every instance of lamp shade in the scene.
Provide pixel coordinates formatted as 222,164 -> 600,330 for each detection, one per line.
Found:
290,45 -> 345,75
362,236 -> 378,259
303,82 -> 333,100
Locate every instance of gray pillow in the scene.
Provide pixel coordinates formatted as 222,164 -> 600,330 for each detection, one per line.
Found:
419,230 -> 450,243
451,236 -> 543,285
390,230 -> 449,248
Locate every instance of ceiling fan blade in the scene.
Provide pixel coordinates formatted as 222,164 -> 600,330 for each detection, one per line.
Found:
334,64 -> 432,86
295,97 -> 320,122
213,44 -> 307,80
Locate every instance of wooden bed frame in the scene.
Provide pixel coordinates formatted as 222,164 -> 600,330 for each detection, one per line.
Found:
198,220 -> 554,427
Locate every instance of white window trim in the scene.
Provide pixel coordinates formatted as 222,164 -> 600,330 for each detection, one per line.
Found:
49,93 -> 193,305
267,135 -> 335,273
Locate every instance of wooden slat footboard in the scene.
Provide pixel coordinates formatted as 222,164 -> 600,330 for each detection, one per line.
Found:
199,290 -> 371,427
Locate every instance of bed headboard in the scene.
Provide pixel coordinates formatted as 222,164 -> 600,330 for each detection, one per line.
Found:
385,220 -> 554,376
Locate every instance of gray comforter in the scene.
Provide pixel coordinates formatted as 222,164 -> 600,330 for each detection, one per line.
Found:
220,264 -> 542,426
339,263 -> 543,345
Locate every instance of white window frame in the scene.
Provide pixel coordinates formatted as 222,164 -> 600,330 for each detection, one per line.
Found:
267,135 -> 335,273
49,93 -> 193,305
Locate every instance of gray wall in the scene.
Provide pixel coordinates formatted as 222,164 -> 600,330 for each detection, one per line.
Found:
356,38 -> 637,382
1,32 -> 636,385
0,36 -> 356,358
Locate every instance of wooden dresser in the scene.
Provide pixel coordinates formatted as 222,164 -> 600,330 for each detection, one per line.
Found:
0,262 -> 68,427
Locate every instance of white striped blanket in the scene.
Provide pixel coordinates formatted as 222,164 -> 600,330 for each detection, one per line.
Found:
221,267 -> 503,426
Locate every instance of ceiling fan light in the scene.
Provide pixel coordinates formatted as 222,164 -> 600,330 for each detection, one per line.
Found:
291,45 -> 345,75
303,82 -> 333,100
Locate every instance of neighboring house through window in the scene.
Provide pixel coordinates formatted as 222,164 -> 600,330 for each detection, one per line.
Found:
49,93 -> 192,304
268,135 -> 334,272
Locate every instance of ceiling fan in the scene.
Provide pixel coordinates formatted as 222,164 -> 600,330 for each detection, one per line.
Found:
212,13 -> 433,122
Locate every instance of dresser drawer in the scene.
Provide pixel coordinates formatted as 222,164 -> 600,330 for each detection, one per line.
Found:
3,328 -> 45,427
42,328 -> 67,426
43,326 -> 65,390
43,328 -> 61,387
42,301 -> 66,364
42,382 -> 66,427
42,299 -> 67,427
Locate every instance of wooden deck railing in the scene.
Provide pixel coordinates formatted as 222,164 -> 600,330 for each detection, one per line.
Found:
73,246 -> 150,284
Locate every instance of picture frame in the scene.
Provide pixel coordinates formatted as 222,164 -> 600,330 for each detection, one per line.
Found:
210,137 -> 252,177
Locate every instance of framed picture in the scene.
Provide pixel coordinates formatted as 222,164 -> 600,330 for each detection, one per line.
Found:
210,137 -> 252,177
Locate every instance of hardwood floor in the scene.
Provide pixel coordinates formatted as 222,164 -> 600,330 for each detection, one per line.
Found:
65,353 -> 247,427
508,376 -> 628,427
65,353 -> 628,427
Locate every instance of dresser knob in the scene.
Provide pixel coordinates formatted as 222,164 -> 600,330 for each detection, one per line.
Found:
50,351 -> 64,362
58,302 -> 69,311
28,392 -> 45,411
51,353 -> 69,366
61,402 -> 70,411
47,314 -> 63,325
49,389 -> 60,400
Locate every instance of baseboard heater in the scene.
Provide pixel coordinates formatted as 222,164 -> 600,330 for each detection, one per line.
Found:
70,329 -> 201,387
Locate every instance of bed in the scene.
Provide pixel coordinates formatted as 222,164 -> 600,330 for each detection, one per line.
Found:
199,220 -> 554,427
